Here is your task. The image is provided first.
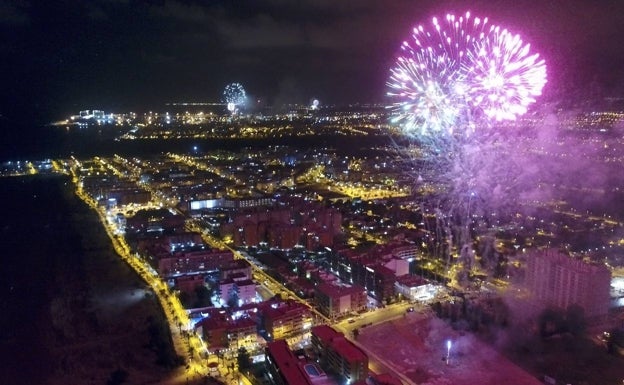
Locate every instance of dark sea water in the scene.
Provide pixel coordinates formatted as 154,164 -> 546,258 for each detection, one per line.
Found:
0,122 -> 393,161
0,175 -> 74,384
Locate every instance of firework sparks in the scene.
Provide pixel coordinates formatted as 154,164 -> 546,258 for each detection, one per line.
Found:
387,12 -> 548,273
467,27 -> 547,121
223,82 -> 247,113
387,12 -> 546,135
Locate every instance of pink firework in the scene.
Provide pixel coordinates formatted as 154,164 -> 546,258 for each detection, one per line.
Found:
387,12 -> 493,135
387,12 -> 547,134
466,26 -> 547,121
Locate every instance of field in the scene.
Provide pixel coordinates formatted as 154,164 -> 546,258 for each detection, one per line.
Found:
357,312 -> 542,385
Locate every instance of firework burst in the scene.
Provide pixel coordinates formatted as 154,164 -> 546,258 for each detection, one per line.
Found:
467,27 -> 547,121
223,82 -> 247,113
387,12 -> 547,274
387,12 -> 546,135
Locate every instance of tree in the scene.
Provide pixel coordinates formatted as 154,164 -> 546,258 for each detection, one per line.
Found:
607,328 -> 624,355
493,255 -> 508,279
178,290 -> 191,308
237,347 -> 251,373
538,307 -> 565,338
227,293 -> 239,308
146,315 -> 184,367
106,368 -> 128,385
194,285 -> 212,308
565,304 -> 586,336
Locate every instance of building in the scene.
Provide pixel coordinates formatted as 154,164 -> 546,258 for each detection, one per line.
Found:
218,278 -> 238,305
175,274 -> 205,294
107,188 -> 151,205
525,249 -> 611,318
126,208 -> 185,234
265,340 -> 314,385
221,203 -> 341,249
314,283 -> 367,319
394,274 -> 438,302
383,258 -> 410,277
390,245 -> 419,261
196,313 -> 229,351
310,325 -> 368,384
261,300 -> 313,341
352,262 -> 396,303
268,224 -> 302,249
196,312 -> 258,353
217,277 -> 256,306
236,279 -> 257,305
228,316 -> 258,351
220,259 -> 253,281
328,248 -> 401,303
157,249 -> 234,277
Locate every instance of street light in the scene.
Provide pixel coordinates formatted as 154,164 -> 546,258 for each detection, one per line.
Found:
446,340 -> 452,365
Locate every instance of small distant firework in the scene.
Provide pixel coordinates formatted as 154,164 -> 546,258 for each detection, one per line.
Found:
223,83 -> 247,113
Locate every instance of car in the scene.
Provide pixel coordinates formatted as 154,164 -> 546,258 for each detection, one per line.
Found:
406,307 -> 414,313
348,318 -> 356,323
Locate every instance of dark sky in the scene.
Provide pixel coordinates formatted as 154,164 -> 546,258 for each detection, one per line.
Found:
2,0 -> 624,124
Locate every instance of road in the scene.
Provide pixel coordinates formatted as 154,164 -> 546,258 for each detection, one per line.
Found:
71,163 -> 214,384
70,158 -> 431,384
186,218 -> 332,324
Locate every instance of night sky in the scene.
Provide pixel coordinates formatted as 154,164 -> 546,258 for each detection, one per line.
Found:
2,0 -> 624,125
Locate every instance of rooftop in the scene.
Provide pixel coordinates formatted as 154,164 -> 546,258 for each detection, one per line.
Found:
311,325 -> 368,362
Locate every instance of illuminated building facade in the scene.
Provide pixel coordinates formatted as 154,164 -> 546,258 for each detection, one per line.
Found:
526,249 -> 611,318
261,300 -> 313,341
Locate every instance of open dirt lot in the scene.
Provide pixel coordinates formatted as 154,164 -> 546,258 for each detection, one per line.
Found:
357,312 -> 542,385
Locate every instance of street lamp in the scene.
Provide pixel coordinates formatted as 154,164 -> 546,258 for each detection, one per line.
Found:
446,340 -> 452,365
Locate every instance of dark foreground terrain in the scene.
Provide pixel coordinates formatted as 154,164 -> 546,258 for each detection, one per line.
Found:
0,175 -> 176,385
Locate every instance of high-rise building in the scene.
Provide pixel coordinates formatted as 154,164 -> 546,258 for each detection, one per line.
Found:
525,249 -> 611,318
